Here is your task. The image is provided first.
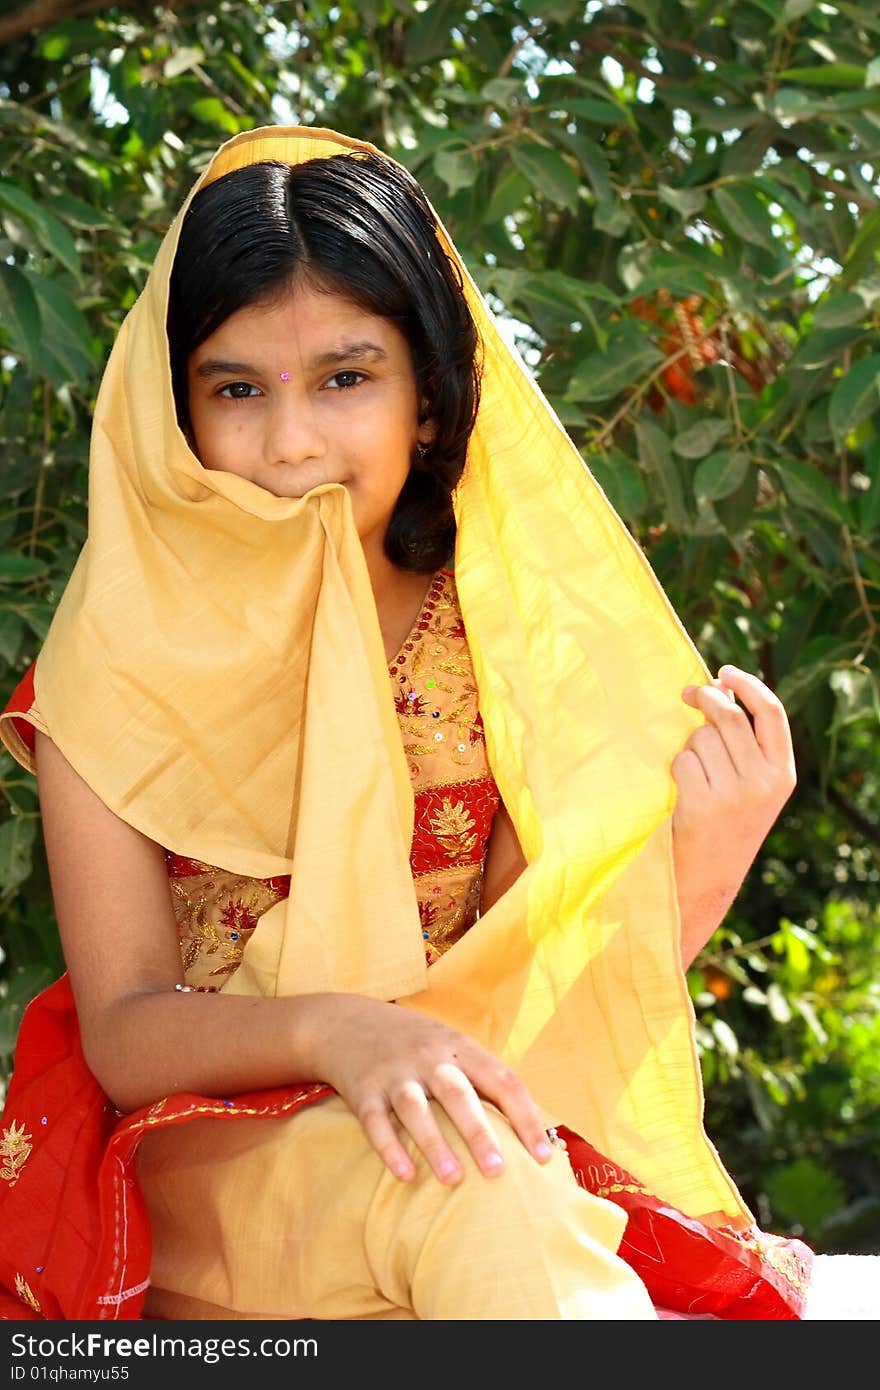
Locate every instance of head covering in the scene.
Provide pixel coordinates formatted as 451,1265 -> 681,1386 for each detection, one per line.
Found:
2,127 -> 750,1227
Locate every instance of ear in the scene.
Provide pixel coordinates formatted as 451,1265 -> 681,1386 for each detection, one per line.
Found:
417,411 -> 437,448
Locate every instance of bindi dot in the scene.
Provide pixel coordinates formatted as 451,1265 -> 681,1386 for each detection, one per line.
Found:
279,371 -> 290,382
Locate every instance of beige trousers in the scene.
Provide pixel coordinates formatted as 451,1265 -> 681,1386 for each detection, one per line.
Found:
137,1093 -> 657,1321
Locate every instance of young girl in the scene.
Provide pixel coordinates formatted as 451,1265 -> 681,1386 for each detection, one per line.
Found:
0,126 -> 812,1321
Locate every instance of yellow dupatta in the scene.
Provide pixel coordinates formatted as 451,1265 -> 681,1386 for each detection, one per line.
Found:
2,126 -> 750,1229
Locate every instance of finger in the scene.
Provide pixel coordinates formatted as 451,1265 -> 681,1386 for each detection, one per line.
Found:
716,665 -> 795,769
671,745 -> 711,802
357,1093 -> 418,1183
712,676 -> 737,704
429,1063 -> 509,1177
464,1057 -> 554,1166
681,685 -> 759,777
389,1078 -> 465,1185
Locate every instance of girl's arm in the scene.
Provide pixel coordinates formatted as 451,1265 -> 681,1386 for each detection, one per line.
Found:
479,666 -> 796,970
34,730 -> 552,1185
672,664 -> 796,968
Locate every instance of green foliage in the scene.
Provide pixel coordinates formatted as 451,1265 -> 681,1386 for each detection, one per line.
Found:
1,0 -> 878,1249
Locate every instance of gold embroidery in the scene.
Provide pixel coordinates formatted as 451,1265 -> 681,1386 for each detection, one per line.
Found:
735,1227 -> 812,1294
0,1120 -> 32,1186
15,1273 -> 41,1313
429,798 -> 478,858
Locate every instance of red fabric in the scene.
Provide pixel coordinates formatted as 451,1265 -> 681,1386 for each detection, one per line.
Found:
3,663 -> 36,756
0,976 -> 331,1320
559,1128 -> 812,1320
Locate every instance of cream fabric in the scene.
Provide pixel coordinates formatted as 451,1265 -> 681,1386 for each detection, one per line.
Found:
2,126 -> 750,1228
138,1094 -> 658,1320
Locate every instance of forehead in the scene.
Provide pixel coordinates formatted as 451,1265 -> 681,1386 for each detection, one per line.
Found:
191,281 -> 408,357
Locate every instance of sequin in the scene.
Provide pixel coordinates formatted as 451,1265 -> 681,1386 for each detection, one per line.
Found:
40,1117 -> 47,1126
434,732 -> 444,742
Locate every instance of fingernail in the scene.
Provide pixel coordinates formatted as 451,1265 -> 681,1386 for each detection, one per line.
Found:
392,1160 -> 413,1181
483,1151 -> 504,1173
535,1140 -> 553,1161
438,1159 -> 460,1181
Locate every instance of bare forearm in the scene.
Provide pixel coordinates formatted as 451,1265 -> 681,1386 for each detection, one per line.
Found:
675,881 -> 740,970
86,988 -> 355,1113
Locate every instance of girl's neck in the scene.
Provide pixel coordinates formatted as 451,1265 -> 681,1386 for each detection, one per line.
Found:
365,547 -> 435,663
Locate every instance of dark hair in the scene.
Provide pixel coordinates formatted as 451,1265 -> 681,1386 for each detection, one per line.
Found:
166,153 -> 482,572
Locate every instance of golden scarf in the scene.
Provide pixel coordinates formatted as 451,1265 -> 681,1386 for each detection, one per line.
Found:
4,127 -> 749,1227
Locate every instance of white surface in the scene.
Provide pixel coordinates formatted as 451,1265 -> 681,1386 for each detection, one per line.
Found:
803,1254 -> 880,1320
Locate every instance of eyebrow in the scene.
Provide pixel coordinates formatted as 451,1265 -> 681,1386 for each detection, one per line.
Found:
193,341 -> 389,379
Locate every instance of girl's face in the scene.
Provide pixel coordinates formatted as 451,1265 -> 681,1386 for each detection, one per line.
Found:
186,280 -> 431,555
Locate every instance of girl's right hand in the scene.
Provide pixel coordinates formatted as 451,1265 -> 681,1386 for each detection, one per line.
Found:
306,993 -> 554,1185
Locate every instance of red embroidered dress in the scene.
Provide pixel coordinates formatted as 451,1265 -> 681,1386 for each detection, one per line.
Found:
0,570 -> 811,1321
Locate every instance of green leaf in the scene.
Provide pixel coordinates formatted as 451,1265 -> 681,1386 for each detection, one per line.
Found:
764,1158 -> 846,1232
0,264 -> 41,369
26,271 -> 95,386
657,184 -> 706,219
486,164 -> 531,222
673,418 -> 729,459
775,457 -> 850,524
565,333 -> 664,403
555,130 -> 627,233
714,465 -> 759,537
856,438 -> 880,537
712,184 -> 776,250
163,46 -> 204,80
829,354 -> 880,446
829,668 -> 880,732
19,602 -> 55,641
587,450 -> 649,519
788,325 -> 865,370
775,642 -> 854,714
480,78 -> 524,108
635,420 -> 690,531
777,64 -> 867,88
404,0 -> 462,63
510,141 -> 581,211
840,207 -> 880,287
693,450 -> 750,502
0,183 -> 81,281
0,816 -> 36,899
190,98 -> 241,136
812,292 -> 869,329
44,194 -> 115,230
0,612 -> 24,665
554,98 -> 631,127
434,148 -> 479,194
0,552 -> 49,583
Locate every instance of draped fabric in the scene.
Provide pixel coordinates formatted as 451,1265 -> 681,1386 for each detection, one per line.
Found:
1,125 -> 778,1254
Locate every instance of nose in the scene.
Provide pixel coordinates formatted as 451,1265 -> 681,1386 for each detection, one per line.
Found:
266,390 -> 327,467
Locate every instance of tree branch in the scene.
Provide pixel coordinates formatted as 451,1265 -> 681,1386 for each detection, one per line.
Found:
0,0 -> 190,46
826,782 -> 880,848
0,0 -> 116,46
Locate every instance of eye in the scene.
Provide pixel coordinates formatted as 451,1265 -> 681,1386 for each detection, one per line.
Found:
324,370 -> 366,391
219,381 -> 262,399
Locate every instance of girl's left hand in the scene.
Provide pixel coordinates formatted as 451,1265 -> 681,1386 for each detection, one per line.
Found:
671,663 -> 797,968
